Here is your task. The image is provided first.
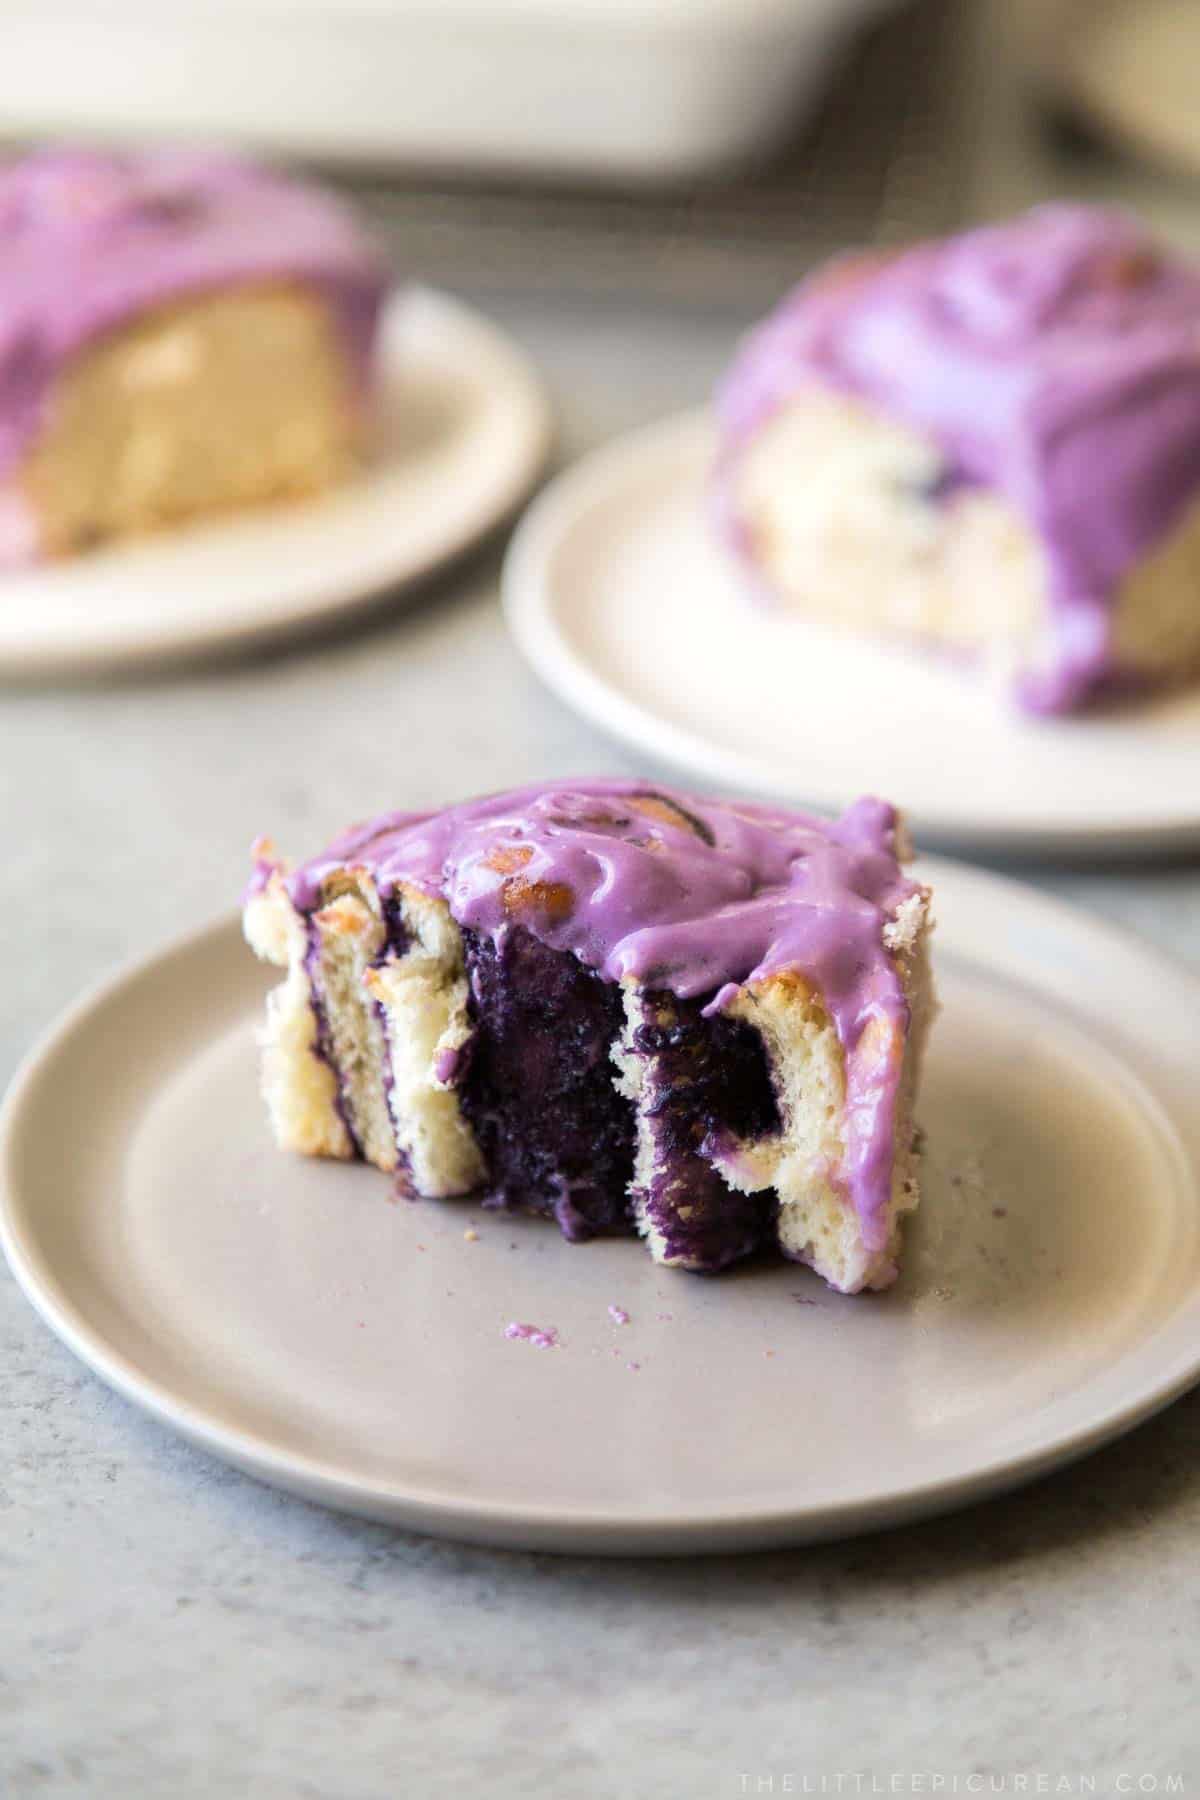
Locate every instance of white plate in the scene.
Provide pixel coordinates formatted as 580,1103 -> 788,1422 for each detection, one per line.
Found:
502,411 -> 1200,855
4,860 -> 1200,1554
0,287 -> 551,677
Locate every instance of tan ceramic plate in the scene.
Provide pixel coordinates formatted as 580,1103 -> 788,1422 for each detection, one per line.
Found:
4,859 -> 1200,1554
0,287 -> 551,677
503,412 -> 1200,855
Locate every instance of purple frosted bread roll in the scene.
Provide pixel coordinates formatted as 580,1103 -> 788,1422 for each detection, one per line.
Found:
243,780 -> 936,1296
716,206 -> 1200,714
0,148 -> 386,563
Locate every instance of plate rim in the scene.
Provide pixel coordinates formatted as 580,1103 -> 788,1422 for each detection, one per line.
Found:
501,406 -> 1200,858
5,861 -> 1200,1552
0,285 -> 553,679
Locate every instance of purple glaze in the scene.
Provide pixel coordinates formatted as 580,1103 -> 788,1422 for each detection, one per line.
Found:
0,147 -> 386,483
504,1322 -> 559,1349
286,780 -> 921,1246
717,206 -> 1200,713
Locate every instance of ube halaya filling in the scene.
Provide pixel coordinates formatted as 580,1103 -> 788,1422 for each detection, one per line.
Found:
440,924 -> 782,1265
626,990 -> 780,1270
456,925 -> 635,1240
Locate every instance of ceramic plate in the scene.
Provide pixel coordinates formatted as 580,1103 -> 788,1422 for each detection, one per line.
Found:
4,860 -> 1200,1554
502,410 -> 1200,854
0,287 -> 551,676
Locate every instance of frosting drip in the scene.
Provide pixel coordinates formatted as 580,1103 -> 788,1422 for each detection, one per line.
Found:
0,148 -> 387,481
718,205 -> 1200,711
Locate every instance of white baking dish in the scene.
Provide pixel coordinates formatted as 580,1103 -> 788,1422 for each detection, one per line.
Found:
0,0 -> 901,181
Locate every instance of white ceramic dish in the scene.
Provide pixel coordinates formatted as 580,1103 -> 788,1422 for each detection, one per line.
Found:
502,410 -> 1200,856
4,860 -> 1200,1555
0,287 -> 550,678
0,0 -> 897,181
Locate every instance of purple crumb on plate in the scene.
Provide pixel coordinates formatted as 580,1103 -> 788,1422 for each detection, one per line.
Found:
505,1321 -> 560,1349
608,1305 -> 630,1325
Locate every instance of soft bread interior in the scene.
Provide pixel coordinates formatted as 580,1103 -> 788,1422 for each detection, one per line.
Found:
363,884 -> 486,1199
719,973 -> 863,1287
733,386 -> 1044,677
243,876 -> 352,1162
706,889 -> 932,1293
306,883 -> 397,1172
246,874 -> 484,1191
734,385 -> 1200,693
23,283 -> 361,557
